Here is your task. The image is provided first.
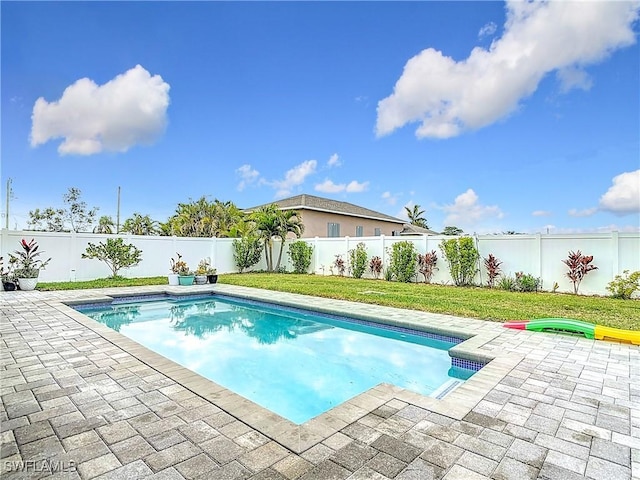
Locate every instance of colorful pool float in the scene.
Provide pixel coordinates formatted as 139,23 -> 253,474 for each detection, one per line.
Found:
504,318 -> 640,345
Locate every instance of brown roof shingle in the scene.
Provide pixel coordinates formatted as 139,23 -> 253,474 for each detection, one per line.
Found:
245,194 -> 405,224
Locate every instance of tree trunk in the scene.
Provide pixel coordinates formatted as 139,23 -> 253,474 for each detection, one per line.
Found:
275,238 -> 286,271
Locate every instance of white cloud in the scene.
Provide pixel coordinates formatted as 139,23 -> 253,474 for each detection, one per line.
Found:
376,1 -> 640,139
442,189 -> 504,228
382,191 -> 400,206
314,179 -> 369,194
236,164 -> 260,191
599,170 -> 640,215
31,65 -> 170,155
556,67 -> 593,93
543,224 -> 640,234
396,201 -> 415,220
327,153 -> 341,167
532,210 -> 551,217
596,224 -> 640,233
270,160 -> 317,198
346,180 -> 368,193
478,21 -> 497,38
568,207 -> 598,217
315,179 -> 344,194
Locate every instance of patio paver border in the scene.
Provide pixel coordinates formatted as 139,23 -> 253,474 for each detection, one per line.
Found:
56,284 -> 521,453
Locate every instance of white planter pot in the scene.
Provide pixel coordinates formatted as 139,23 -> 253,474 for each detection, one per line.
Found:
168,274 -> 179,286
18,277 -> 39,291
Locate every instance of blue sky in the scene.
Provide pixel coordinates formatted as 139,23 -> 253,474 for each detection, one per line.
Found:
2,1 -> 639,234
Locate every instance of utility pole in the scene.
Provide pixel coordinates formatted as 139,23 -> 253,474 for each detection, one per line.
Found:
116,186 -> 121,233
5,178 -> 11,230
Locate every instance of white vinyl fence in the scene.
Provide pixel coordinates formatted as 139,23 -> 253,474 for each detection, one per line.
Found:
1,229 -> 638,296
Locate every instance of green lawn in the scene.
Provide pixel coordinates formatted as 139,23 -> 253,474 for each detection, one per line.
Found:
220,273 -> 640,331
36,273 -> 639,330
37,276 -> 168,290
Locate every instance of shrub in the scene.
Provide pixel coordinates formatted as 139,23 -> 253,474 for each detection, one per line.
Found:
562,250 -> 598,294
333,255 -> 346,276
483,254 -> 502,288
417,250 -> 438,283
9,238 -> 51,278
82,238 -> 142,278
606,270 -> 640,299
495,272 -> 540,293
439,237 -> 479,286
497,275 -> 516,291
515,272 -> 541,292
383,267 -> 393,282
349,243 -> 368,279
288,241 -> 313,274
388,241 -> 418,283
233,236 -> 264,273
369,256 -> 383,279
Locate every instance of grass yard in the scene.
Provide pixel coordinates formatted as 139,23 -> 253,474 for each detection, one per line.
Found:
37,276 -> 168,290
220,273 -> 640,331
37,273 -> 639,331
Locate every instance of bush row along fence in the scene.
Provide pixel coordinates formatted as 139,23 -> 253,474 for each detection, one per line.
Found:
1,229 -> 638,296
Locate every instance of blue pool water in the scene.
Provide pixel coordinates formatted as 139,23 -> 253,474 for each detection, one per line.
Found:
76,294 -> 476,424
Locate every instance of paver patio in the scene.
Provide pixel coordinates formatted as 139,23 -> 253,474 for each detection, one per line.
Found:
1,284 -> 638,479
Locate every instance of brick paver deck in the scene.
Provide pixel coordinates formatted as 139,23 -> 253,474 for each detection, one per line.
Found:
1,285 -> 638,479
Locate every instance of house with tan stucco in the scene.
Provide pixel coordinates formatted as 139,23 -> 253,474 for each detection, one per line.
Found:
245,194 -> 437,238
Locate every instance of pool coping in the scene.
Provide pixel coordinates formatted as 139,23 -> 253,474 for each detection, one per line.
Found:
54,284 -> 522,454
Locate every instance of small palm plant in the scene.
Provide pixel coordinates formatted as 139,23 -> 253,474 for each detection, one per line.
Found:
333,255 -> 346,276
9,239 -> 51,279
483,254 -> 502,288
418,250 -> 438,284
562,250 -> 597,294
369,256 -> 383,279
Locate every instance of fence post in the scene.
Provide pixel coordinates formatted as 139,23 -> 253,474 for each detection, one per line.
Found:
344,236 -> 350,275
535,233 -> 542,280
69,231 -> 78,282
380,235 -> 386,269
611,230 -> 619,276
0,228 -> 8,257
313,236 -> 319,274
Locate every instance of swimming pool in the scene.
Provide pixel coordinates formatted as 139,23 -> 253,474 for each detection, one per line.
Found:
75,293 -> 478,424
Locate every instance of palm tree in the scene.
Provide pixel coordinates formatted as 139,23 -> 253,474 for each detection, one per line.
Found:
165,197 -> 245,238
251,204 -> 281,271
274,209 -> 304,271
228,217 -> 257,239
442,226 -> 464,236
405,204 -> 429,229
121,213 -> 160,235
212,200 -> 245,238
93,216 -> 116,234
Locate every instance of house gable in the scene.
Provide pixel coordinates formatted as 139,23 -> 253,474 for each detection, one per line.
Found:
244,194 -> 406,238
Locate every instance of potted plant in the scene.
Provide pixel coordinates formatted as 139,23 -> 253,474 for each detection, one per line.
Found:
176,260 -> 195,286
1,256 -> 17,291
196,258 -> 217,284
169,253 -> 185,286
9,239 -> 51,291
194,260 -> 208,285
